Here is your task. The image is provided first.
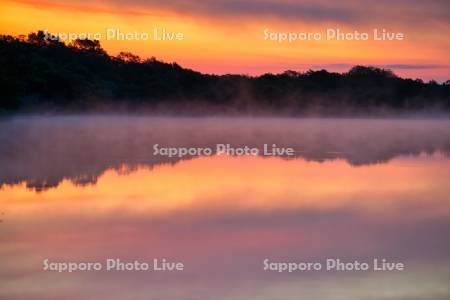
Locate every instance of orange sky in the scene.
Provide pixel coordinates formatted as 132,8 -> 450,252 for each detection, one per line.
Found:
1,0 -> 449,80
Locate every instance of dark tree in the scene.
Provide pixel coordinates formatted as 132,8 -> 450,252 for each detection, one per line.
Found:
0,31 -> 448,115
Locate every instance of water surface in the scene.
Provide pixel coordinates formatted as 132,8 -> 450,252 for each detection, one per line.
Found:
1,117 -> 449,300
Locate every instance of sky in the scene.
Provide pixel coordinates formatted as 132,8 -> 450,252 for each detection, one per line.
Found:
1,0 -> 449,81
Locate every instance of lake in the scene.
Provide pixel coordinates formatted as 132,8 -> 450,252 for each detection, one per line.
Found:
1,116 -> 449,299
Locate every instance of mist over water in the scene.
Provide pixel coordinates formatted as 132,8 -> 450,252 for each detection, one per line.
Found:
0,116 -> 449,190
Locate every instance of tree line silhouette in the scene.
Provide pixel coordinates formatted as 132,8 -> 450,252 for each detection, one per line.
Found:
1,31 -> 449,114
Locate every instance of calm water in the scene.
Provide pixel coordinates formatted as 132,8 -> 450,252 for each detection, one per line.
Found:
1,116 -> 450,300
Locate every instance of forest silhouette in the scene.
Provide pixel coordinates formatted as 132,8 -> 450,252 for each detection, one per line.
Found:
1,31 -> 449,115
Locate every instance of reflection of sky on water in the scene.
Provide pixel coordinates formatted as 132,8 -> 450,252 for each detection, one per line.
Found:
1,117 -> 450,299
0,116 -> 449,190
1,153 -> 450,299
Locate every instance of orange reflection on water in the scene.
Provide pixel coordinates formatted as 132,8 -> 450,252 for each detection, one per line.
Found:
1,154 -> 450,300
1,154 -> 449,219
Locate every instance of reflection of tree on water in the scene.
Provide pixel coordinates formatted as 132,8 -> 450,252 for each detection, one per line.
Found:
0,117 -> 449,191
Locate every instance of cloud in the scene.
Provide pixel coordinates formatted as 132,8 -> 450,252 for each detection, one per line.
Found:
12,0 -> 450,26
382,64 -> 450,70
